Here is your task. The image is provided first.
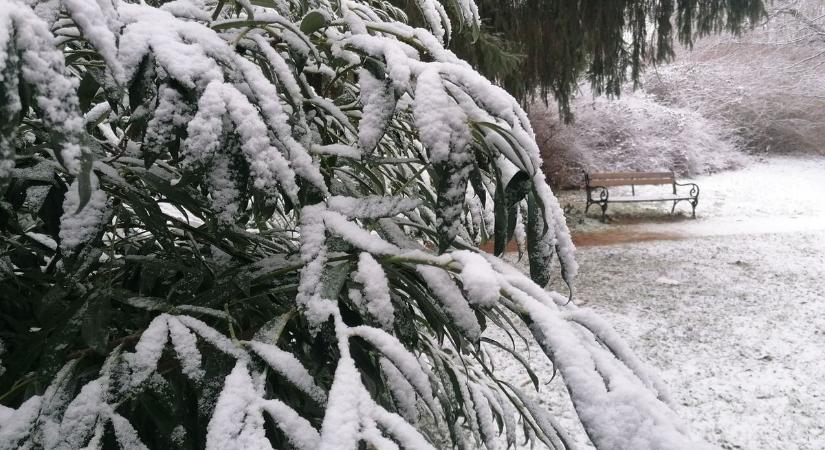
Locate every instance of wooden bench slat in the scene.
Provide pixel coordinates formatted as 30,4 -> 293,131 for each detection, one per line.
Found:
608,195 -> 694,202
588,171 -> 673,180
591,178 -> 675,187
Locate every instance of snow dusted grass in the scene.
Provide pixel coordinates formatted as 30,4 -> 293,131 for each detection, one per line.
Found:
564,231 -> 825,449
494,157 -> 825,449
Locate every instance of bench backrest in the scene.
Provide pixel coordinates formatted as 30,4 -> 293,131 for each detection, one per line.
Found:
586,171 -> 675,187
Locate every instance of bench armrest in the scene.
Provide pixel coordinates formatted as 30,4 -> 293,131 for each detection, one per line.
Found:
674,181 -> 700,198
586,185 -> 609,202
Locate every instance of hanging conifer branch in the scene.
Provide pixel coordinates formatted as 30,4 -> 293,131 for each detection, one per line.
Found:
444,0 -> 765,120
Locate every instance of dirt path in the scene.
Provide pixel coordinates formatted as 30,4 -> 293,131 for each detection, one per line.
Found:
572,229 -> 684,246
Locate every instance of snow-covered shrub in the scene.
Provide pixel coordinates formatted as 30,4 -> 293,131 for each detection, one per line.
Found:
644,0 -> 825,156
530,90 -> 744,188
0,0 -> 702,448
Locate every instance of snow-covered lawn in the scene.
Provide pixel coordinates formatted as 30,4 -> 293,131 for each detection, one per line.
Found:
495,157 -> 825,449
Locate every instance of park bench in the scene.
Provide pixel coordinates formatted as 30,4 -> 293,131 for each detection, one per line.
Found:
584,171 -> 699,221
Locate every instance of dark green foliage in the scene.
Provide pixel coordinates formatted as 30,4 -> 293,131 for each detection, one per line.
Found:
0,1 -> 690,448
438,0 -> 766,120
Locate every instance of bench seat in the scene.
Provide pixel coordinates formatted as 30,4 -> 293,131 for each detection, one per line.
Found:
584,171 -> 699,220
607,194 -> 695,203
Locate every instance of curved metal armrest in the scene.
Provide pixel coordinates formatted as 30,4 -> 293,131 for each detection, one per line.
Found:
674,181 -> 700,198
587,185 -> 609,202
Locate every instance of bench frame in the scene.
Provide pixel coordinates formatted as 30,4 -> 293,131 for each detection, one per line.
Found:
584,171 -> 700,221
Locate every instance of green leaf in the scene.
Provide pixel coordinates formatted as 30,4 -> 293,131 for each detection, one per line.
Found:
74,151 -> 94,213
128,54 -> 155,113
556,242 -> 574,302
252,309 -> 296,344
321,261 -> 353,299
506,202 -> 518,244
526,192 -> 552,287
170,267 -> 206,299
81,294 -> 110,355
362,56 -> 387,80
119,296 -> 171,312
468,162 -> 486,208
77,71 -> 100,113
482,337 -> 539,390
493,170 -> 532,255
39,297 -> 88,379
211,0 -> 226,20
249,0 -> 277,7
300,10 -> 327,35
493,172 -> 507,256
505,171 -> 531,207
124,190 -> 175,250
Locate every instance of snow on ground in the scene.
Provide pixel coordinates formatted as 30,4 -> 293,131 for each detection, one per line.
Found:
492,156 -> 825,449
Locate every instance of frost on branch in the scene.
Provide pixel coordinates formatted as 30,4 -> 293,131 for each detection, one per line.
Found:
0,0 -> 704,448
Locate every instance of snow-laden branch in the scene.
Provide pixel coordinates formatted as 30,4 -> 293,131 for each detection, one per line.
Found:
0,0 -> 703,448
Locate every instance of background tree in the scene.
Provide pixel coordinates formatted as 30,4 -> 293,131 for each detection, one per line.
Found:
516,0 -> 823,190
2,0 -> 704,448
417,0 -> 766,120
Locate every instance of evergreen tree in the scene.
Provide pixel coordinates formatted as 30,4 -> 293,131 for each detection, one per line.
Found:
2,0 -> 703,448
442,0 -> 766,120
